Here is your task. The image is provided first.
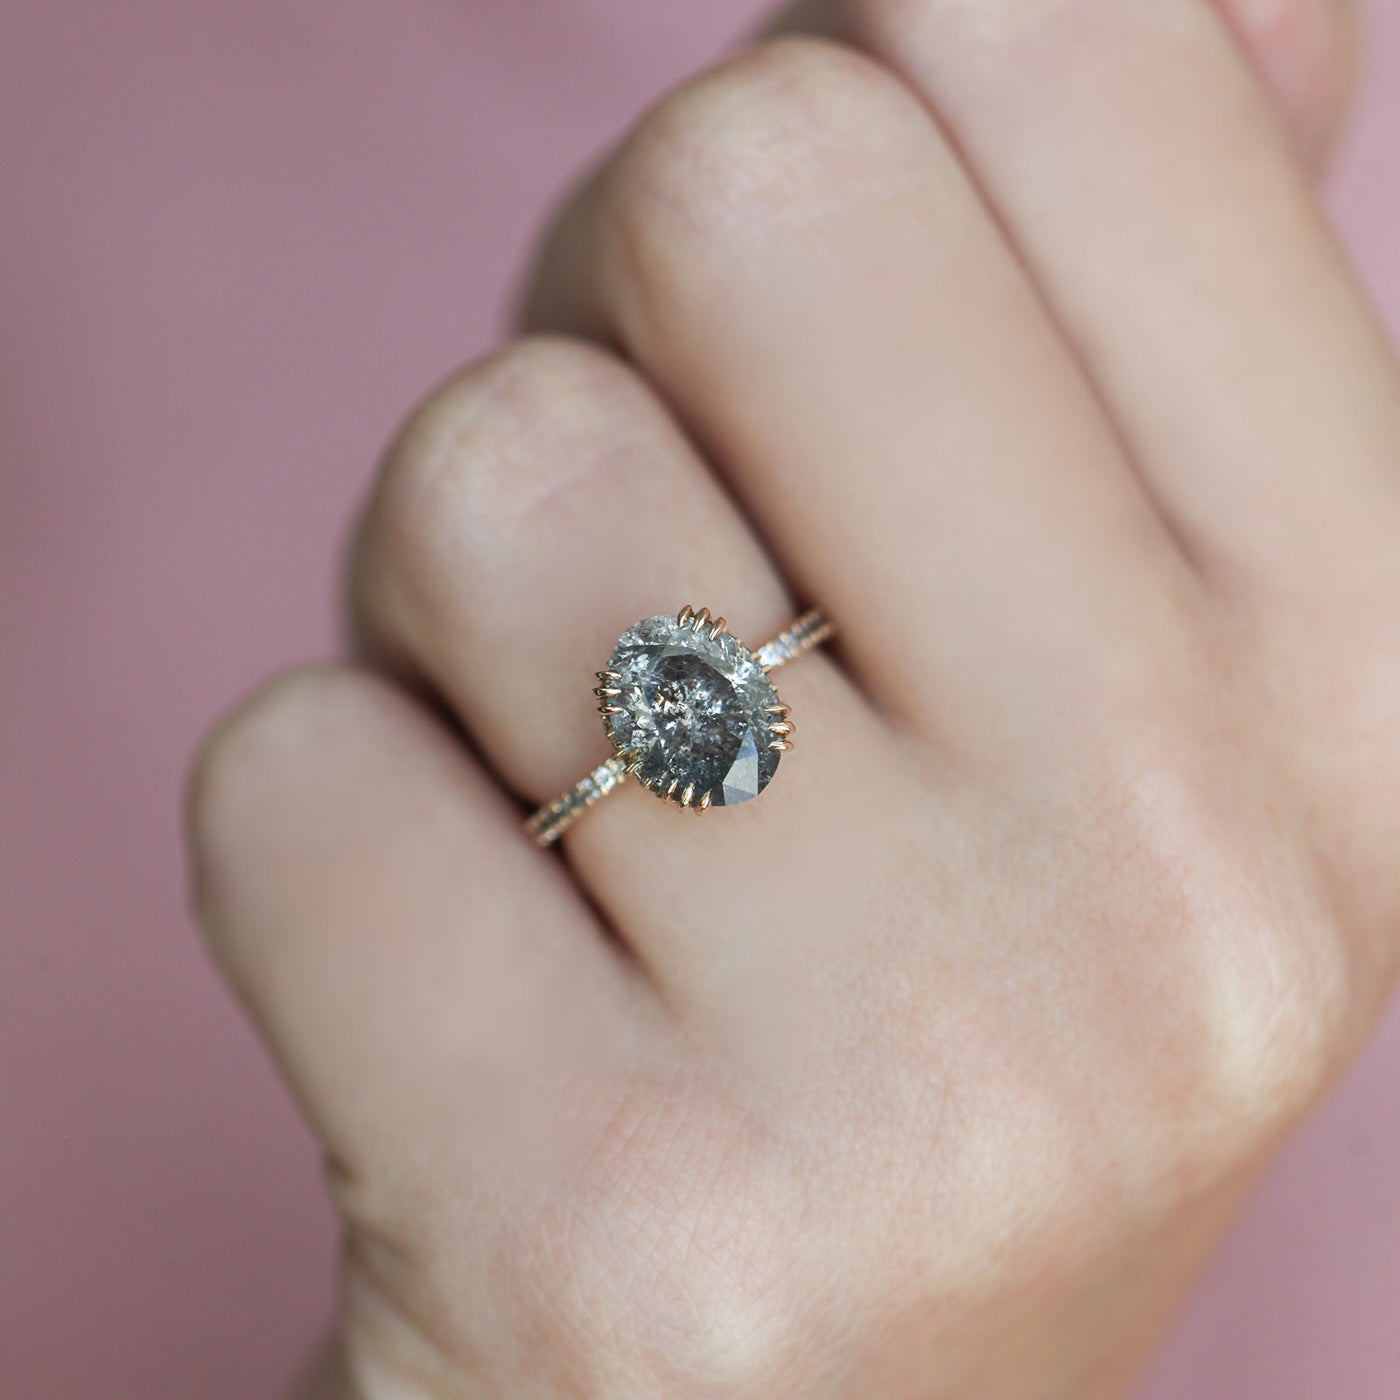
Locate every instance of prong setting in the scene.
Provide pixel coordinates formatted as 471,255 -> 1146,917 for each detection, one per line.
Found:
525,609 -> 831,846
601,607 -> 789,811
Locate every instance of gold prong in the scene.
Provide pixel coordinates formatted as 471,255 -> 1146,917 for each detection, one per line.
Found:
691,606 -> 711,635
681,782 -> 695,807
769,739 -> 794,752
598,704 -> 625,716
678,605 -> 694,627
698,790 -> 712,811
596,670 -> 620,682
593,686 -> 621,697
709,617 -> 727,640
769,720 -> 795,735
666,778 -> 679,799
765,703 -> 790,716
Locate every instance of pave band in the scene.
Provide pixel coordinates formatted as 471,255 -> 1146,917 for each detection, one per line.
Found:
525,608 -> 832,847
753,610 -> 835,672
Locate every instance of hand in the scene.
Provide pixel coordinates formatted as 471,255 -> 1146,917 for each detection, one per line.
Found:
187,2 -> 1399,1397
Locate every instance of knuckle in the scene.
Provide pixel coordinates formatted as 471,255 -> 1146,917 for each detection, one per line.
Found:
185,666 -> 365,933
845,0 -> 1239,76
1090,715 -> 1348,1140
850,0 -> 1076,49
514,1085 -> 814,1397
188,668 -> 341,843
604,37 -> 928,275
852,0 -> 1359,129
1194,904 -> 1348,1129
361,337 -> 645,598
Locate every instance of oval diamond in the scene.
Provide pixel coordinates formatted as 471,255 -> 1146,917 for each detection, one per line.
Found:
603,614 -> 784,807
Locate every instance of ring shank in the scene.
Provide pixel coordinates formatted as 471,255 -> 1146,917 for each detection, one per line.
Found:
524,609 -> 832,847
753,610 -> 834,672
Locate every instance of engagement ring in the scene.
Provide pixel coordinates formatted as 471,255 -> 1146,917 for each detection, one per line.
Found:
525,606 -> 832,846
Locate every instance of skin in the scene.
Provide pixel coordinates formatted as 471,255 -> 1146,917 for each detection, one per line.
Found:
185,0 -> 1400,1396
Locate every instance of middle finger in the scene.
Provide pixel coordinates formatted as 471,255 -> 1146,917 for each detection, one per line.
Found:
522,38 -> 1199,767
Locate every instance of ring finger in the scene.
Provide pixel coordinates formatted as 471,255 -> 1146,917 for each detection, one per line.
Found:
350,337 -> 904,1009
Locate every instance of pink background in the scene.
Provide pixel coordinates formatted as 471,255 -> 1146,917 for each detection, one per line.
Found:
2,3 -> 1398,1395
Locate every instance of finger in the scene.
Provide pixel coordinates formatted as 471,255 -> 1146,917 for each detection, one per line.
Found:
836,0 -> 1400,595
520,42 -> 1196,759
763,0 -> 1360,173
351,337 -> 902,1000
186,665 -> 647,1205
1215,0 -> 1360,170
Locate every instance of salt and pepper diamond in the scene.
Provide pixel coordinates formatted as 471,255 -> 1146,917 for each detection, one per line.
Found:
595,607 -> 793,809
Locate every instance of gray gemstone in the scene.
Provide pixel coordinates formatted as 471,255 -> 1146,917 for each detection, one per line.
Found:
604,615 -> 783,807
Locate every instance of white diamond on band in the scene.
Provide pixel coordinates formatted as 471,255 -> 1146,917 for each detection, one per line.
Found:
524,607 -> 833,847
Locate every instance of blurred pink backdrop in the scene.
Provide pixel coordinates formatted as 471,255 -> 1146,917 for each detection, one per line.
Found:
2,3 -> 1398,1396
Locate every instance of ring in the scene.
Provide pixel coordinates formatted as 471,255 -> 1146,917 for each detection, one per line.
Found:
525,606 -> 833,846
